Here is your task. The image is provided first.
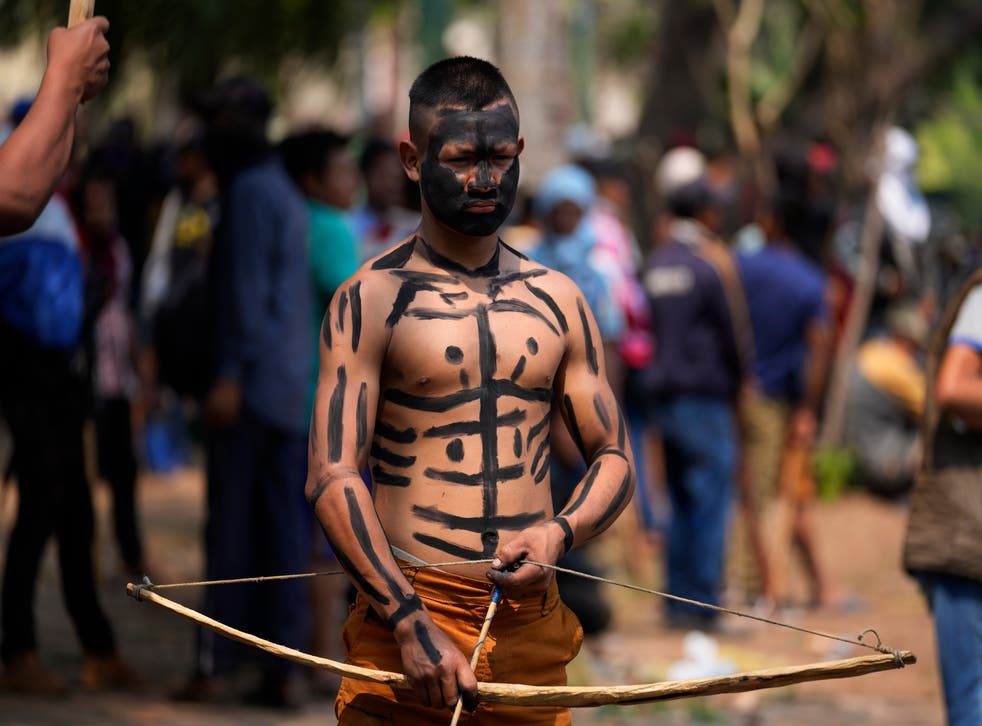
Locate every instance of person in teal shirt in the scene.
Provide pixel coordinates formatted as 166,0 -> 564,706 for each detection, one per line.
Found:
280,130 -> 361,415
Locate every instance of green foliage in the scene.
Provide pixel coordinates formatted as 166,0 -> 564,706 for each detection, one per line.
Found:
812,446 -> 855,502
596,0 -> 659,67
916,65 -> 982,231
0,0 -> 378,97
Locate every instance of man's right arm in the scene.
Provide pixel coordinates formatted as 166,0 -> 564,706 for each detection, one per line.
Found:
0,18 -> 110,235
305,271 -> 477,711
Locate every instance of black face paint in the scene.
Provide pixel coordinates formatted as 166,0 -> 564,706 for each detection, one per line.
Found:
419,105 -> 520,238
445,346 -> 464,364
350,281 -> 362,353
446,438 -> 464,462
328,367 -> 346,462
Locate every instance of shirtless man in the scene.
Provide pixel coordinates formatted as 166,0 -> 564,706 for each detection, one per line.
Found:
307,57 -> 635,725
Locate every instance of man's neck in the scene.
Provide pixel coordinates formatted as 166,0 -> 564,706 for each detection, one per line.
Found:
417,213 -> 500,274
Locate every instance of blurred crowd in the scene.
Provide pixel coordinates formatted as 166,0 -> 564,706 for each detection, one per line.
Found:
0,70 -> 979,716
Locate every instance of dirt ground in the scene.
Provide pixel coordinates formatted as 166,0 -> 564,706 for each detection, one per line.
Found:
0,466 -> 943,725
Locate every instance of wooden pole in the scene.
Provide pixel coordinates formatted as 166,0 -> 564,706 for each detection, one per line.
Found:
449,587 -> 501,725
68,0 -> 95,27
128,582 -> 915,708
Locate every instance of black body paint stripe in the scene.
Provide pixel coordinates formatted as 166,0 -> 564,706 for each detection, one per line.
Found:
327,367 -> 346,463
370,443 -> 416,468
488,269 -> 547,297
371,238 -> 415,269
415,621 -> 442,665
322,523 -> 389,605
375,421 -> 417,444
423,408 -> 525,439
500,240 -> 529,261
592,470 -> 633,531
424,464 -> 524,485
440,291 -> 469,305
371,465 -> 412,487
563,394 -> 587,457
533,454 -> 551,484
560,462 -> 601,518
489,299 -> 560,336
526,410 -> 551,449
524,282 -> 568,333
412,532 -> 484,560
337,290 -> 348,333
385,387 -> 481,412
593,393 -> 611,432
512,428 -> 522,458
578,298 -> 599,375
530,435 -> 549,475
356,383 -> 368,454
594,445 -> 630,463
617,405 -> 626,450
390,270 -> 458,284
412,505 -> 543,532
350,281 -> 362,353
492,380 -> 552,402
420,237 -> 500,277
509,356 -> 526,382
553,516 -> 574,554
404,308 -> 472,321
321,308 -> 332,349
343,486 -> 424,628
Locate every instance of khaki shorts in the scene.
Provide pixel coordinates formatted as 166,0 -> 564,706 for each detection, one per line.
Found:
336,566 -> 583,725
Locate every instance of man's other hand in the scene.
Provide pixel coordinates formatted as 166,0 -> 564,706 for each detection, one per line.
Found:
47,17 -> 110,103
394,617 -> 478,711
204,379 -> 242,428
487,522 -> 565,597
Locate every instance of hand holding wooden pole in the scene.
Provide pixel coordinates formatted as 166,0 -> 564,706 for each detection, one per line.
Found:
68,0 -> 95,27
449,587 -> 502,726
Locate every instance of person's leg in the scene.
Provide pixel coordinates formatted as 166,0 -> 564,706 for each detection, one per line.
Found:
921,572 -> 982,726
666,397 -> 735,624
95,397 -> 144,573
251,418 -> 309,701
194,416 -> 259,679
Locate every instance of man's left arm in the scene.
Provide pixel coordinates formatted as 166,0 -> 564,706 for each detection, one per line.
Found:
489,285 -> 635,595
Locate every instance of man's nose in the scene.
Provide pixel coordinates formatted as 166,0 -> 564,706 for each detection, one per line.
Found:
467,161 -> 496,191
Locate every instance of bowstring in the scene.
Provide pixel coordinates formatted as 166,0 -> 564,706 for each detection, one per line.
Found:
135,557 -> 903,663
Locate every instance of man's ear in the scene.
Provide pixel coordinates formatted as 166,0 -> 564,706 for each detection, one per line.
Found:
399,139 -> 421,183
517,136 -> 525,156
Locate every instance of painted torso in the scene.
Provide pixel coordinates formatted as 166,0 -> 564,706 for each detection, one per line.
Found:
354,237 -> 579,578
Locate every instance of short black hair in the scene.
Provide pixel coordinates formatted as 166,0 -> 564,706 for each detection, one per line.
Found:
408,56 -> 517,144
666,180 -> 714,220
279,129 -> 349,184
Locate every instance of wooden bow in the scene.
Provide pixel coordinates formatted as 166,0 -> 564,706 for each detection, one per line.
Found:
127,582 -> 915,708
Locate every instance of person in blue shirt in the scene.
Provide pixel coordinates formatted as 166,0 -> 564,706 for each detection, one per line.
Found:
180,77 -> 313,708
737,192 -> 835,612
642,179 -> 753,631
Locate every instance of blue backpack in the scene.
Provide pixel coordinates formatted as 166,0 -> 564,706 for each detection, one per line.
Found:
0,200 -> 84,349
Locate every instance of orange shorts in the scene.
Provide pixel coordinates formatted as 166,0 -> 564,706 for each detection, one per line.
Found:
335,566 -> 583,725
